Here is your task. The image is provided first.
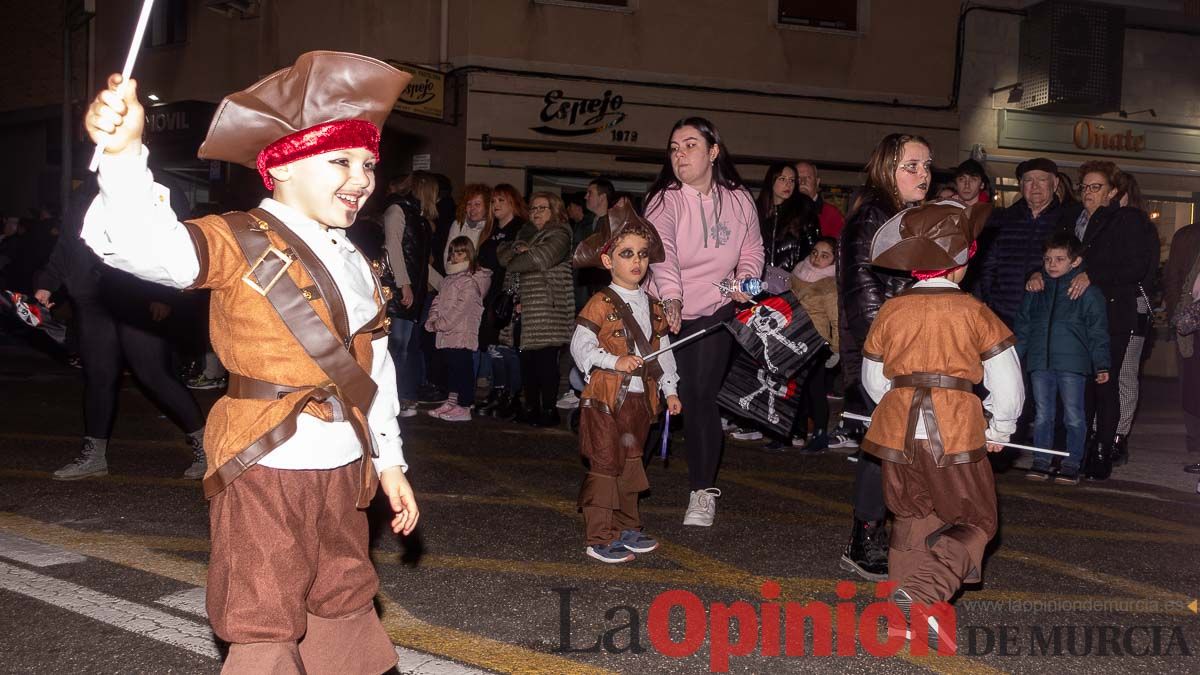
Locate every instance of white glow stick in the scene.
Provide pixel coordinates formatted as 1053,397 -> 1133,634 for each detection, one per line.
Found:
88,0 -> 156,172
839,411 -> 1069,457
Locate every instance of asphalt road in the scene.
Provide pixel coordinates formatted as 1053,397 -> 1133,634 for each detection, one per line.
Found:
1,341 -> 1198,674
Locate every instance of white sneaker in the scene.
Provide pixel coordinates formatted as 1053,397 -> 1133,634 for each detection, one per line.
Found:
556,390 -> 580,410
398,401 -> 419,418
683,488 -> 721,527
730,427 -> 763,441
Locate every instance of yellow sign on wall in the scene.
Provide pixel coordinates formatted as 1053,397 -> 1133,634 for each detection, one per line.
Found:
392,64 -> 444,121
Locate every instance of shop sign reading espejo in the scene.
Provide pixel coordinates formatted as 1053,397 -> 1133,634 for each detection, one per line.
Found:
531,89 -> 638,142
392,64 -> 444,121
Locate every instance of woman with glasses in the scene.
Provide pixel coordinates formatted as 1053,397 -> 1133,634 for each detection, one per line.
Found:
835,133 -> 932,583
498,192 -> 575,426
1028,161 -> 1158,479
644,116 -> 764,527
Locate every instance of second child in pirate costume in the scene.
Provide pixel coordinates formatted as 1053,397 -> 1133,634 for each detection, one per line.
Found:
571,200 -> 682,563
859,201 -> 1024,649
81,52 -> 419,673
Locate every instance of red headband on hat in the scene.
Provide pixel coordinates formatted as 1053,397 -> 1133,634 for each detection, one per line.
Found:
255,119 -> 380,190
911,240 -> 978,280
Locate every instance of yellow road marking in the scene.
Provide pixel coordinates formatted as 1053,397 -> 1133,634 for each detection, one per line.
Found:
427,457 -> 1005,674
999,486 -> 1200,537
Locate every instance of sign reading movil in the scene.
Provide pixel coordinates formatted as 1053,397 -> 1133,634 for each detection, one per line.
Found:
531,89 -> 637,141
998,109 -> 1200,164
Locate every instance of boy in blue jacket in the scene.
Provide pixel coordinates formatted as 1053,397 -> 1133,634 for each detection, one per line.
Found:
1015,232 -> 1110,484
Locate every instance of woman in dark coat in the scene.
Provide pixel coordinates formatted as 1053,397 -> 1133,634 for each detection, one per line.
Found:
757,163 -> 820,273
1033,161 -> 1158,477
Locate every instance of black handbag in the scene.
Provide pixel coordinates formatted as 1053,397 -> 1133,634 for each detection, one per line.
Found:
492,282 -> 519,330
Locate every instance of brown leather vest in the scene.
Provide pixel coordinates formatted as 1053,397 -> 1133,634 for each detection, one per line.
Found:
181,211 -> 388,501
576,288 -> 668,416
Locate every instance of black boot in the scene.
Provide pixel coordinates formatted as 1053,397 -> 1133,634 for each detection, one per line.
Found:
535,407 -> 561,428
1085,442 -> 1114,481
475,389 -> 503,417
839,518 -> 889,582
495,393 -> 521,421
1112,435 -> 1129,467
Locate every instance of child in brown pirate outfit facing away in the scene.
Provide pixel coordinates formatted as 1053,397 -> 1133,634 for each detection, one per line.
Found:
81,52 -> 419,673
860,200 -> 1024,651
571,200 -> 682,563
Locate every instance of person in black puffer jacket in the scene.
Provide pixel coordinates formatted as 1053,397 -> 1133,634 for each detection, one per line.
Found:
975,157 -> 1072,327
834,133 -> 932,583
757,163 -> 820,273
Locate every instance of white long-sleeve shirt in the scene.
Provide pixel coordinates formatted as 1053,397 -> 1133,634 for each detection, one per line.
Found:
80,147 -> 406,474
571,284 -> 679,397
861,277 -> 1024,444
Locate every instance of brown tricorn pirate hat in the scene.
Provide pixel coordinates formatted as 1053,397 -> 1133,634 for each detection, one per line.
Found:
572,198 -> 666,269
869,200 -> 992,272
197,51 -> 410,175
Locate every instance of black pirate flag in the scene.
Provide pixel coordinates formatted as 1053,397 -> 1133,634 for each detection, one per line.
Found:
717,351 -> 804,436
725,291 -> 826,378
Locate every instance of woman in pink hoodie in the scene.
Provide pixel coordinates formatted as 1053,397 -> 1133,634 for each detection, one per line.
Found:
645,116 -> 765,527
426,237 -> 492,422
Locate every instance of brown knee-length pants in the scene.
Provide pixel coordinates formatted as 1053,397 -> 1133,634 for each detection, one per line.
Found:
207,461 -> 397,674
882,440 -> 998,605
578,394 -> 652,546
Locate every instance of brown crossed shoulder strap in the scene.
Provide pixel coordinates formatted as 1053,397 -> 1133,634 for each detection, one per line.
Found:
251,208 -> 352,346
205,212 -> 381,506
598,287 -> 664,380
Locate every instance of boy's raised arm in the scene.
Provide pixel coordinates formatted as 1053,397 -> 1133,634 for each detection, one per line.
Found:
81,74 -> 199,289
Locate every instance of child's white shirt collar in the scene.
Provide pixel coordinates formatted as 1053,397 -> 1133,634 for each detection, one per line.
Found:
912,277 -> 961,289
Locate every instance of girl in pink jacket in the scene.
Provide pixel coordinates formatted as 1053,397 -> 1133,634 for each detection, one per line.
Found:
426,237 -> 492,421
645,116 -> 764,527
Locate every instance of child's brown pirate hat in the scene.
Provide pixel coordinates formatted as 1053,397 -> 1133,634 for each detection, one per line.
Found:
572,198 -> 666,269
197,51 -> 411,188
869,199 -> 992,271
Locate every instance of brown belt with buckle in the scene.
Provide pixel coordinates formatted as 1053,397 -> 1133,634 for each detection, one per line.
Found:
892,372 -> 978,465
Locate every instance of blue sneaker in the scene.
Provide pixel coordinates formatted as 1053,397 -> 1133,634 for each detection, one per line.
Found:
586,541 -> 635,563
618,529 -> 659,554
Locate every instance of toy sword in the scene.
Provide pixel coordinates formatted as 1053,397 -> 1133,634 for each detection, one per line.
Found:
839,412 -> 1069,457
640,325 -> 717,362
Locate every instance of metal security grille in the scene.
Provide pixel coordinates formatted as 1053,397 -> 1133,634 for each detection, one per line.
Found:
1018,0 -> 1124,114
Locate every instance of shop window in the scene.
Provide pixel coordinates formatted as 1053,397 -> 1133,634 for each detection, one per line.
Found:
145,0 -> 188,48
534,0 -> 637,12
776,0 -> 865,34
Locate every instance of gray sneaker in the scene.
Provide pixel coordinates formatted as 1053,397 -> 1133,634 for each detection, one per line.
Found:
53,439 -> 108,481
683,488 -> 721,527
182,435 -> 206,480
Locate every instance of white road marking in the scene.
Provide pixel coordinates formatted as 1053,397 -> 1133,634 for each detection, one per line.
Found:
0,531 -> 87,567
0,528 -> 494,674
0,561 -> 220,659
155,587 -> 208,618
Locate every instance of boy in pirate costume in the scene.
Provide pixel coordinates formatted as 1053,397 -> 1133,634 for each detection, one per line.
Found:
571,200 -> 682,563
81,52 -> 419,673
859,201 -> 1023,647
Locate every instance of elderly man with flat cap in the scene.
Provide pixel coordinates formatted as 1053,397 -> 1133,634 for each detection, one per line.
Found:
81,52 -> 419,673
976,157 -> 1074,327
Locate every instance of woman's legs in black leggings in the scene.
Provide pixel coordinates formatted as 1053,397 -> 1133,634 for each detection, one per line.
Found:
118,320 -> 205,434
77,301 -> 122,439
520,346 -> 560,411
675,306 -> 735,491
